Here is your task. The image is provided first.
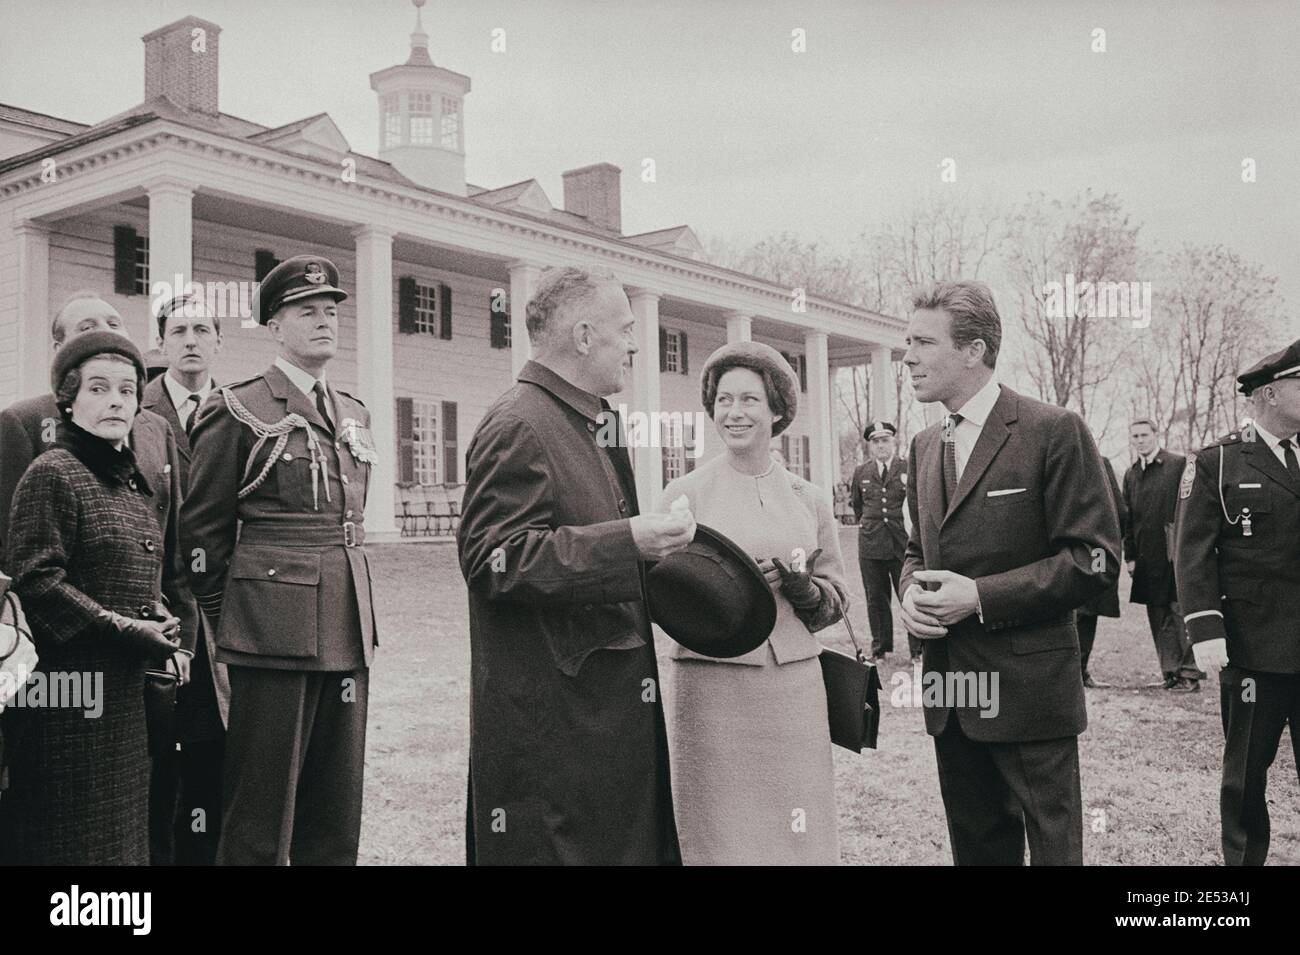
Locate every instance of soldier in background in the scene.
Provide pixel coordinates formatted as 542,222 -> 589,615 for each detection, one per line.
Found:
850,421 -> 914,661
1174,340 -> 1300,866
183,256 -> 378,865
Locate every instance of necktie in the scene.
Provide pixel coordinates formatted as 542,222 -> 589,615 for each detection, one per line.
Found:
183,393 -> 201,436
941,413 -> 963,511
313,380 -> 333,431
1281,438 -> 1299,480
879,462 -> 887,482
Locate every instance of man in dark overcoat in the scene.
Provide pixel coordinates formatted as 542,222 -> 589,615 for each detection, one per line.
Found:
458,266 -> 693,865
1123,418 -> 1204,690
142,293 -> 230,865
0,292 -> 197,797
897,281 -> 1119,866
850,421 -> 915,660
183,256 -> 378,865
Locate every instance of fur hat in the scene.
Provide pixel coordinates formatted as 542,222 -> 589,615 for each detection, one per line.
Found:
699,340 -> 800,436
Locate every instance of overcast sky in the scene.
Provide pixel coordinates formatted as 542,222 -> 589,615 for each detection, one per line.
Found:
2,0 -> 1298,311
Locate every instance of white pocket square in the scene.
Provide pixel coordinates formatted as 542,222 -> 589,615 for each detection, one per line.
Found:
986,487 -> 1026,497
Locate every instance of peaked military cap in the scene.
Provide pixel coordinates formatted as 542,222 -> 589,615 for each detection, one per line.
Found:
1237,338 -> 1300,396
255,255 -> 348,325
864,420 -> 897,440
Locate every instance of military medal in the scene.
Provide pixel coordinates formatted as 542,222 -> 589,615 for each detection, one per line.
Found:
1241,508 -> 1252,537
340,418 -> 378,466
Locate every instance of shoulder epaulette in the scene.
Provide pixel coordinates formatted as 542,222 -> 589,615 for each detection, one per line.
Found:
1202,431 -> 1242,451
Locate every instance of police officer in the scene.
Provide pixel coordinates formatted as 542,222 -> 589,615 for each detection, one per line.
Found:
182,255 -> 378,865
849,422 -> 916,661
1174,339 -> 1300,866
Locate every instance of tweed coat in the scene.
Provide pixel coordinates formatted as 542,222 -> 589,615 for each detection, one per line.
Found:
0,428 -> 164,864
458,360 -> 679,865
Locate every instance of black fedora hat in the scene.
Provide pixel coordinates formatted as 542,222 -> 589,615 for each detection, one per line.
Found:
646,524 -> 777,658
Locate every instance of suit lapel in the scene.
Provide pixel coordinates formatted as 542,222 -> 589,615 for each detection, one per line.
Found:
1242,440 -> 1300,499
143,377 -> 192,459
943,387 -> 1015,525
923,427 -> 945,529
265,364 -> 331,434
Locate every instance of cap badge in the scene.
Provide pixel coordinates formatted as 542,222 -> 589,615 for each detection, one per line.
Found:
304,262 -> 327,285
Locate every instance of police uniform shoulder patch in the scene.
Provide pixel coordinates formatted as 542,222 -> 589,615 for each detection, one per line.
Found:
1179,453 -> 1197,499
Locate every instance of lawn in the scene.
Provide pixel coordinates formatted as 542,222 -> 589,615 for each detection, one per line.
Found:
357,527 -> 1299,865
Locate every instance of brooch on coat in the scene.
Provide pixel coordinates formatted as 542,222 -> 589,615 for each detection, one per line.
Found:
340,418 -> 378,466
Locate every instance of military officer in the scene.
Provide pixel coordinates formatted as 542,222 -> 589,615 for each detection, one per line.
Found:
182,255 -> 378,866
849,421 -> 916,661
1174,338 -> 1300,866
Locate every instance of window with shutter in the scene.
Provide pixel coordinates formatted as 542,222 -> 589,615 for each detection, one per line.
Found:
439,284 -> 453,340
679,331 -> 689,374
659,327 -> 668,373
489,288 -> 510,349
398,276 -> 417,334
254,249 -> 280,282
113,226 -> 137,295
396,398 -> 415,484
442,401 -> 458,483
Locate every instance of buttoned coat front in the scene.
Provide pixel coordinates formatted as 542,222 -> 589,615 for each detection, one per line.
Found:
181,364 -> 377,671
457,361 -> 678,866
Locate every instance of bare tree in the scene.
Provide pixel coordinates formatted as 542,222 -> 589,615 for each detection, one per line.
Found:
1003,190 -> 1140,443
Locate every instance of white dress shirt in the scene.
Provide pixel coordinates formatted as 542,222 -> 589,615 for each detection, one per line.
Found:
162,372 -> 213,431
945,375 -> 1002,481
1250,421 -> 1300,469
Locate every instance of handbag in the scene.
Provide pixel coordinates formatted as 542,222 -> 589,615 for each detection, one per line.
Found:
143,668 -> 179,760
819,613 -> 882,752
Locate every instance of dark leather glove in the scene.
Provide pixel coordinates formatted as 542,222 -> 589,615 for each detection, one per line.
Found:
99,609 -> 180,665
770,548 -> 823,610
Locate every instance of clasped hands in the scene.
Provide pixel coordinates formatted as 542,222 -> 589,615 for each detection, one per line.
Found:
899,570 -> 981,638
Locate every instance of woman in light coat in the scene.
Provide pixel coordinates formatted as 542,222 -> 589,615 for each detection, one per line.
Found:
658,341 -> 848,865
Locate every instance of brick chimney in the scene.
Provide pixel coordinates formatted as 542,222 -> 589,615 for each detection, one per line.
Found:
143,16 -> 222,115
562,163 -> 622,233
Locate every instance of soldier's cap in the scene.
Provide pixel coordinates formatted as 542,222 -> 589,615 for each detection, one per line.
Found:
865,421 -> 897,440
51,330 -> 147,397
1237,338 -> 1300,396
254,255 -> 348,326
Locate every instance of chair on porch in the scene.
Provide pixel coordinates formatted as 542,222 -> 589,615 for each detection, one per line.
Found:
427,484 -> 453,536
446,483 -> 466,535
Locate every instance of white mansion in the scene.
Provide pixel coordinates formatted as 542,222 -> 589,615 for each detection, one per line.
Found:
0,9 -> 904,539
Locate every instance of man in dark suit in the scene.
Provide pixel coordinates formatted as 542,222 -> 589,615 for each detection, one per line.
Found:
0,292 -> 198,799
850,421 -> 916,660
142,293 -> 229,865
183,256 -> 378,866
897,280 -> 1120,866
458,266 -> 689,865
1175,340 -> 1300,865
1075,455 -> 1127,688
1123,418 -> 1203,691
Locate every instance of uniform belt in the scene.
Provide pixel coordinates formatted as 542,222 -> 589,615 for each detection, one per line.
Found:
238,520 -> 365,548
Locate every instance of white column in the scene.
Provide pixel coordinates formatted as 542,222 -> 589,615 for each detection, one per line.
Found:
725,310 -> 752,342
508,261 -> 540,378
628,288 -> 662,506
14,220 -> 51,399
828,361 -> 842,487
145,178 -> 195,350
805,330 -> 833,496
353,225 -> 399,540
870,345 -> 893,424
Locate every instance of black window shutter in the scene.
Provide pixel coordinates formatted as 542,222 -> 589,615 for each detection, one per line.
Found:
679,331 -> 688,374
441,401 -> 458,483
439,284 -> 453,340
661,453 -> 671,487
489,291 -> 508,349
254,249 -> 279,282
396,398 -> 414,484
684,420 -> 696,473
113,226 -> 137,295
780,434 -> 791,466
798,355 -> 808,392
659,327 -> 668,372
398,276 -> 416,334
